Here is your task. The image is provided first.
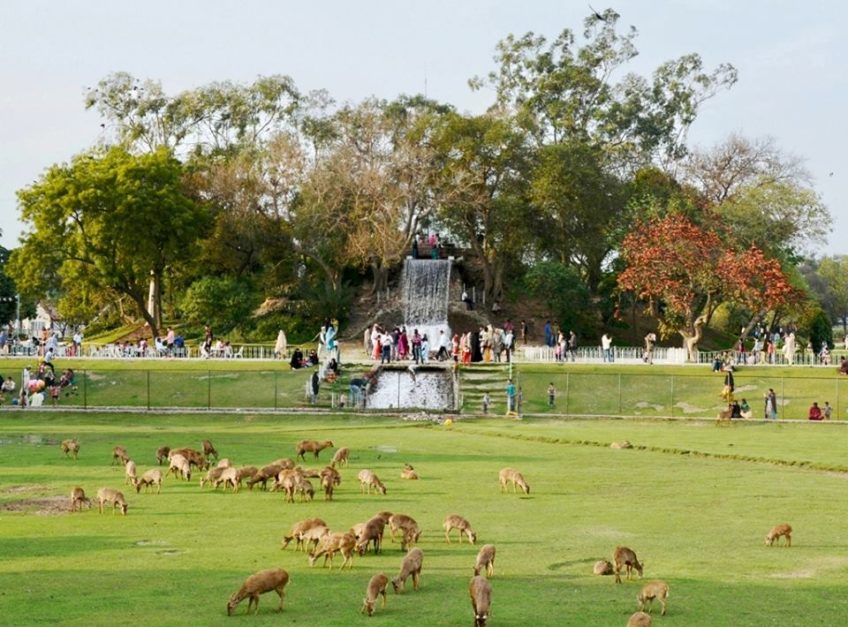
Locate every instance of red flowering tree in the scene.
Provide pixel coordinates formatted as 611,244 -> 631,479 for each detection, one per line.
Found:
617,214 -> 798,360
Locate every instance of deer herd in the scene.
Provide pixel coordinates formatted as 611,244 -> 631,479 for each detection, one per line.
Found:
59,435 -> 792,625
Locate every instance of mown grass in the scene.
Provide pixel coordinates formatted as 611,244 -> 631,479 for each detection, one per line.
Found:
2,413 -> 848,625
4,356 -> 847,420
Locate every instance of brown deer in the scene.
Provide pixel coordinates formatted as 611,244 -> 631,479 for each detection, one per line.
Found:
765,523 -> 792,547
614,546 -> 644,583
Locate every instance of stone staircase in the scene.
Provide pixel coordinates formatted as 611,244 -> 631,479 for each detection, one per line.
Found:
458,363 -> 514,414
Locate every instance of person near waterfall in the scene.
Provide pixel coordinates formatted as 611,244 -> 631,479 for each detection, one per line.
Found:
412,329 -> 423,364
371,325 -> 382,360
397,326 -> 409,360
436,330 -> 450,361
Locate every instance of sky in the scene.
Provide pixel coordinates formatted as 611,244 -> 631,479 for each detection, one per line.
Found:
1,0 -> 845,253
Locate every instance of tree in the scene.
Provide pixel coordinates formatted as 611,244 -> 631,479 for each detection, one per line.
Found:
531,140 -> 626,292
431,112 -> 531,304
0,246 -> 20,326
9,147 -> 209,337
85,72 -> 301,154
473,10 -> 737,165
617,214 -> 798,360
683,135 -> 831,258
309,97 -> 447,294
524,261 -> 592,334
181,276 -> 258,335
811,256 -> 848,335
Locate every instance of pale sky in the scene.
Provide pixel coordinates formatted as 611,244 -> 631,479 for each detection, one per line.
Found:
1,0 -> 845,253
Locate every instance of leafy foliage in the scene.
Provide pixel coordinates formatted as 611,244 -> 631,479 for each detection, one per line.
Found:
180,276 -> 258,335
617,214 -> 798,357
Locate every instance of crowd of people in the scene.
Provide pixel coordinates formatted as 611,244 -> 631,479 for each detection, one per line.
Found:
364,320 -> 520,366
2,363 -> 78,407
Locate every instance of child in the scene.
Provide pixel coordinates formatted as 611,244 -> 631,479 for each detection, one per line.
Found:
50,385 -> 60,406
824,401 -> 833,420
547,382 -> 555,408
482,392 -> 490,415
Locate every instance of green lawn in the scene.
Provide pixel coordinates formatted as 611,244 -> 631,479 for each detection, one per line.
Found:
4,357 -> 847,420
2,412 -> 848,625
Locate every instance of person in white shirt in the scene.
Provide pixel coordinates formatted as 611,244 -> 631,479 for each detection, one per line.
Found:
602,333 -> 613,362
436,330 -> 450,360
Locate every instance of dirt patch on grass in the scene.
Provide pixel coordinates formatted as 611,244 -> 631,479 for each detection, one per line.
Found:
1,484 -> 50,494
0,496 -> 69,515
769,557 -> 848,579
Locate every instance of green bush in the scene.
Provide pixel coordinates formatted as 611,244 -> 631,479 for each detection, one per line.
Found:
180,276 -> 259,335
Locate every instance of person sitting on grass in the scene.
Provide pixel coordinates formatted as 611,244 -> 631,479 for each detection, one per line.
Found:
839,357 -> 848,375
808,401 -> 823,421
289,347 -> 304,370
740,398 -> 753,419
730,400 -> 742,419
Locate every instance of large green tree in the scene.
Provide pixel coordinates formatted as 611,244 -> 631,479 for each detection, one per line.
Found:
431,112 -> 531,304
10,147 -> 209,337
473,9 -> 737,164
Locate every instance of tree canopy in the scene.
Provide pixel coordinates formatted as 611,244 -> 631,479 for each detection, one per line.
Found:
7,9 -> 836,352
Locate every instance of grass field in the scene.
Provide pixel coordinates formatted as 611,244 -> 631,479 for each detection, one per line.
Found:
2,411 -> 848,626
4,356 -> 848,420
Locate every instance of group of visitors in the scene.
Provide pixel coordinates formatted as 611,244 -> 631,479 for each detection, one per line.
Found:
365,321 -> 519,366
411,232 -> 446,260
6,363 -> 78,407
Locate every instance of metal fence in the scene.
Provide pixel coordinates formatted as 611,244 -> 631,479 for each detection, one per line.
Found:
510,371 -> 848,420
0,367 -> 453,413
6,367 -> 844,420
2,369 -> 340,411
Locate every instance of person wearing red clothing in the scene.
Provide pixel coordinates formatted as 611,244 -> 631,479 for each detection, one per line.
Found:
808,402 -> 823,421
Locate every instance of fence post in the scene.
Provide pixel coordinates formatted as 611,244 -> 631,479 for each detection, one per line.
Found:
781,377 -> 785,419
83,369 -> 87,409
397,371 -> 401,409
670,375 -> 674,418
274,370 -> 278,410
565,373 -> 570,416
147,370 -> 150,410
618,373 -> 622,415
837,378 -> 840,421
208,370 -> 211,409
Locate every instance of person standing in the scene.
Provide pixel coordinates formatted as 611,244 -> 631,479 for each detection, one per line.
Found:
436,330 -> 450,361
547,382 -> 555,408
601,333 -> 613,363
643,332 -> 656,364
380,332 -> 392,364
765,389 -> 778,420
411,329 -> 422,364
544,321 -> 553,348
520,320 -> 527,346
568,330 -> 577,362
823,401 -> 833,420
505,379 -> 517,416
482,392 -> 490,415
722,368 -> 735,401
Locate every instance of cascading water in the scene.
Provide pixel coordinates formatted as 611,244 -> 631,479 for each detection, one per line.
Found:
365,258 -> 456,410
401,258 -> 451,344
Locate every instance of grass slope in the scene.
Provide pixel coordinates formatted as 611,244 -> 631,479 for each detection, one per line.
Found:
2,413 -> 848,625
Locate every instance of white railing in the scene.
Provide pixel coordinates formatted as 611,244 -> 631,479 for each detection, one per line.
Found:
517,345 -> 688,364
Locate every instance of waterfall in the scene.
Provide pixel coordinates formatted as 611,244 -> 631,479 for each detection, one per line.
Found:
401,258 -> 451,344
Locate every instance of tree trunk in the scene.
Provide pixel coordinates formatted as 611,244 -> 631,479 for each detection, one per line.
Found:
129,290 -> 159,339
370,262 -> 388,294
679,318 -> 706,362
147,273 -> 162,332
